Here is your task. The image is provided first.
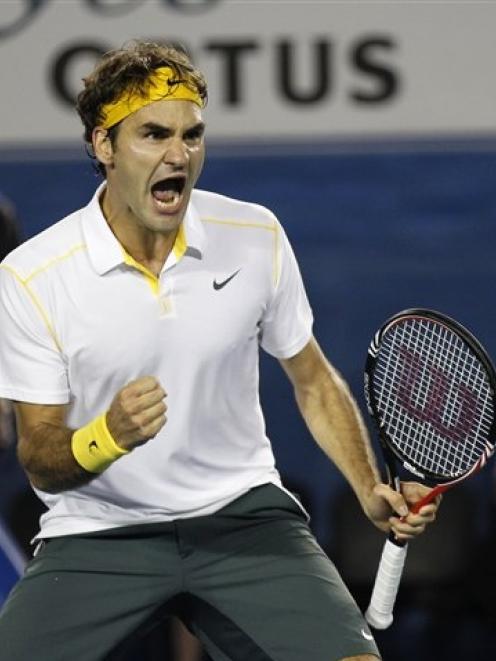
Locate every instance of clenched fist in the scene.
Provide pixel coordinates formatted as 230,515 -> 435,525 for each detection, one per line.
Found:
106,376 -> 167,451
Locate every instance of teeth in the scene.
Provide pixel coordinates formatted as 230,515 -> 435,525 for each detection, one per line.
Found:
154,191 -> 180,208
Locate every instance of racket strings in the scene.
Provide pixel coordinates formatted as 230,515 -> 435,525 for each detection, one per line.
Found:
374,318 -> 493,478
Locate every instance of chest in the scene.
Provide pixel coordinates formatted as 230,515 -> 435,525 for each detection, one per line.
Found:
56,256 -> 269,387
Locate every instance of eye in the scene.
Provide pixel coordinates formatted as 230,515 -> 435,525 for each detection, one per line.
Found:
184,126 -> 205,145
141,125 -> 169,141
145,129 -> 165,140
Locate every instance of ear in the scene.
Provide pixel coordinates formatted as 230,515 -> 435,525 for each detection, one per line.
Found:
92,127 -> 114,168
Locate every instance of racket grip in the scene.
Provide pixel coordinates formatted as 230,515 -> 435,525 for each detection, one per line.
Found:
365,537 -> 408,630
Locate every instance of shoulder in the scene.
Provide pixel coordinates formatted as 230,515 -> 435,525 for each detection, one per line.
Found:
1,209 -> 86,281
192,189 -> 280,231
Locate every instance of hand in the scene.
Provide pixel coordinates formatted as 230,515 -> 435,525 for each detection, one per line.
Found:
106,376 -> 167,451
364,482 -> 440,541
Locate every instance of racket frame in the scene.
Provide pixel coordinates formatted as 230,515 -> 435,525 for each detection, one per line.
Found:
363,308 -> 496,629
364,308 -> 496,489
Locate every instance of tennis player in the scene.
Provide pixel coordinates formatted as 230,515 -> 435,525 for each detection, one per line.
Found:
0,41 -> 438,660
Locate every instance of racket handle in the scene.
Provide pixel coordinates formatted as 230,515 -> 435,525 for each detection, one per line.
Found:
365,537 -> 408,630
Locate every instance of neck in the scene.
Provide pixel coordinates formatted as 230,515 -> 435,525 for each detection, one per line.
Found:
119,232 -> 177,278
100,187 -> 179,277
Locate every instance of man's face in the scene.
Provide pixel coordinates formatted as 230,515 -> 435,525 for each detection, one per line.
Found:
96,98 -> 205,235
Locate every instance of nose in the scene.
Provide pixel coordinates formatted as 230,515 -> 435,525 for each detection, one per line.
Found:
163,137 -> 188,169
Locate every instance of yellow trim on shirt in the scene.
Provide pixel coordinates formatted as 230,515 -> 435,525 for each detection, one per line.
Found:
122,251 -> 160,295
273,221 -> 280,288
173,223 -> 187,260
24,243 -> 87,283
0,264 -> 64,354
121,224 -> 188,295
201,217 -> 276,232
0,243 -> 89,354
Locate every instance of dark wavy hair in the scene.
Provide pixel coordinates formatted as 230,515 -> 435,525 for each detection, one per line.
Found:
76,40 -> 208,176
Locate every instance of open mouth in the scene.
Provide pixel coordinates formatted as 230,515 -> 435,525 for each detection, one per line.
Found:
151,176 -> 186,210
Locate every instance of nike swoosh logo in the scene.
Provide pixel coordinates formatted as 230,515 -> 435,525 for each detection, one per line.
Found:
213,269 -> 241,290
361,629 -> 374,641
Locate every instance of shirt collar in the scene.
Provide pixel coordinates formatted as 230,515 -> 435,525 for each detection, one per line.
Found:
81,183 -> 206,276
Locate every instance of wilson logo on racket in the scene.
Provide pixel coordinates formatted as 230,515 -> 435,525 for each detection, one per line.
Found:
396,345 -> 479,444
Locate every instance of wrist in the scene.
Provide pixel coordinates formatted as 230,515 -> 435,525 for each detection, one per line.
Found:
356,479 -> 382,513
71,413 -> 129,474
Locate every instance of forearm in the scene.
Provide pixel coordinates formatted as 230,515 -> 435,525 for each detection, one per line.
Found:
17,421 -> 94,494
14,376 -> 165,494
294,360 -> 381,511
283,340 -> 440,537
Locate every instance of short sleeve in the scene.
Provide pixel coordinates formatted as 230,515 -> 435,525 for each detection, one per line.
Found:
0,265 -> 70,404
259,223 -> 313,359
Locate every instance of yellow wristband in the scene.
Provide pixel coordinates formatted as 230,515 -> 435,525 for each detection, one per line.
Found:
71,413 -> 129,474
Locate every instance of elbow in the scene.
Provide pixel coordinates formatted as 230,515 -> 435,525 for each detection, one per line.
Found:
16,433 -> 35,478
24,469 -> 78,495
26,473 -> 61,495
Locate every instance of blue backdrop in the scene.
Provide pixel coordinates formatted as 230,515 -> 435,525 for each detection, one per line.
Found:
2,141 -> 496,541
2,140 -> 496,656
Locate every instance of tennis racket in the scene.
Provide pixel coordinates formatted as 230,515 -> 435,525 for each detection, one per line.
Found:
363,308 -> 496,629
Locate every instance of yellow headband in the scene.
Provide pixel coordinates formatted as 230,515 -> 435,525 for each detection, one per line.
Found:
100,66 -> 203,129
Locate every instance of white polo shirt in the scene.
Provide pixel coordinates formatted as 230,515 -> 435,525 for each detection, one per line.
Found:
0,184 -> 313,538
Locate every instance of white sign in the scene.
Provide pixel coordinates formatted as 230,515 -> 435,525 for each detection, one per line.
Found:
1,0 -> 496,146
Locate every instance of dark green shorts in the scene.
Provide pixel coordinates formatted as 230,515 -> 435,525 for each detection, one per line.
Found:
0,484 -> 380,661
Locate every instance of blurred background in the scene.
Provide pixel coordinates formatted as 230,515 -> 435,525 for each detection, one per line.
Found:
1,1 -> 496,659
